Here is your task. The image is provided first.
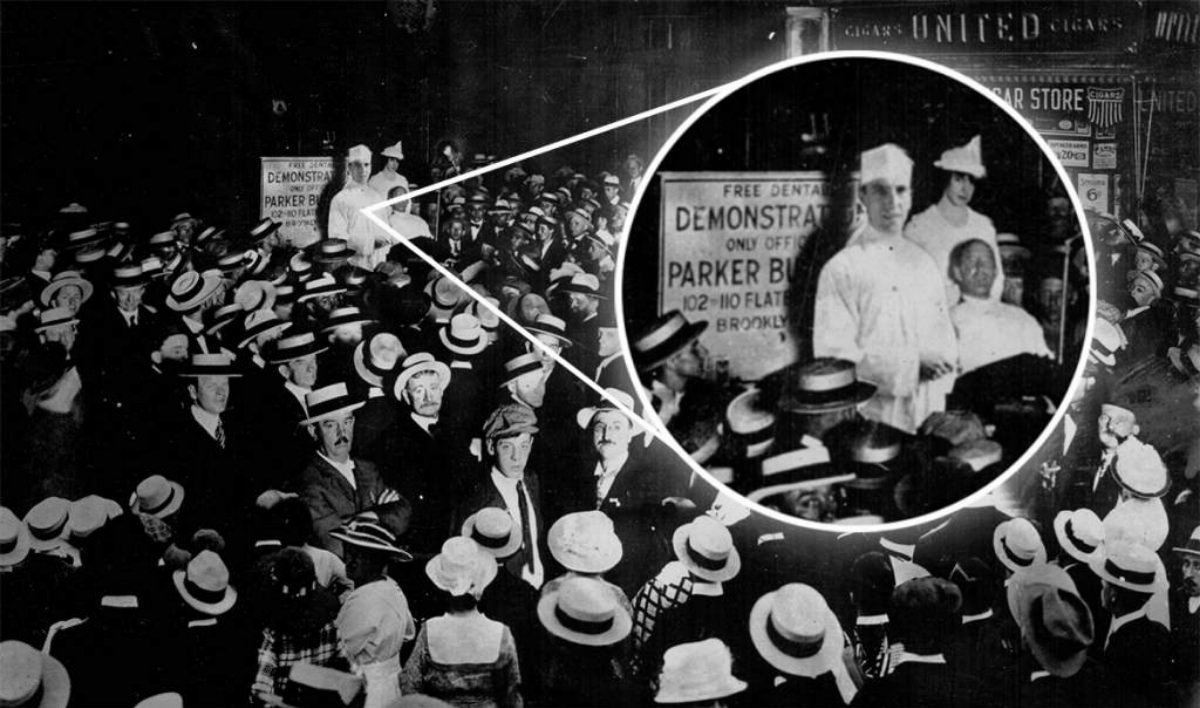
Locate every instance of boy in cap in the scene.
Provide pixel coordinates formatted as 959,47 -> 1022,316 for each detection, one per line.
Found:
456,403 -> 547,591
814,143 -> 957,434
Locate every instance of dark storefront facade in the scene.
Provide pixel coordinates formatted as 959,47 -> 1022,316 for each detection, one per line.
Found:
785,1 -> 1199,226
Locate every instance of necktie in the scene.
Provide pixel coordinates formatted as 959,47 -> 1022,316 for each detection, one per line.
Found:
215,420 -> 226,449
515,480 -> 534,573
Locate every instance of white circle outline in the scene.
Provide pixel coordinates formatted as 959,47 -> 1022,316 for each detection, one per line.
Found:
612,49 -> 1098,534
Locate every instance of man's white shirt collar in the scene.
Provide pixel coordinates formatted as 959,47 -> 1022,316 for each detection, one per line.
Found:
318,451 -> 356,490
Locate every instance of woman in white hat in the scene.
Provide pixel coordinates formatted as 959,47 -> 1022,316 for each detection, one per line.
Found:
401,536 -> 522,708
904,135 -> 1004,305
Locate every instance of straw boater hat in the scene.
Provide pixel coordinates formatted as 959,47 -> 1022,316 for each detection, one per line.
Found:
1090,540 -> 1166,593
392,352 -> 451,400
66,495 -> 121,544
0,640 -> 71,708
556,272 -> 605,300
993,517 -> 1047,573
575,387 -> 643,435
1173,526 -> 1200,557
301,383 -> 365,426
654,638 -> 748,704
1112,437 -> 1170,499
314,239 -> 353,265
1053,508 -> 1105,565
777,358 -> 876,414
1088,318 -> 1125,368
330,513 -> 412,560
39,270 -> 94,308
0,507 -> 32,568
34,307 -> 78,333
298,273 -> 348,302
547,510 -> 623,574
749,443 -> 849,506
353,331 -> 405,388
461,507 -> 523,559
425,536 -> 498,598
130,475 -> 185,519
933,135 -> 987,179
203,303 -> 244,336
172,550 -> 238,616
233,280 -> 277,313
631,310 -> 707,372
321,306 -> 374,333
247,217 -> 281,243
265,330 -> 329,365
749,583 -> 845,677
23,497 -> 72,552
178,352 -> 242,378
140,257 -> 165,280
526,314 -> 574,348
217,248 -> 251,275
1129,269 -> 1164,299
996,233 -> 1031,260
499,352 -> 544,389
537,575 -> 633,647
1005,564 -> 1094,678
725,388 -> 776,459
134,693 -> 184,708
672,515 -> 741,583
110,264 -> 148,289
166,270 -> 223,312
439,313 -> 488,356
236,310 -> 291,350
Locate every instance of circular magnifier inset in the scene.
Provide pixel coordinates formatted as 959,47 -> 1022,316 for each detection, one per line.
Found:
616,52 -> 1094,532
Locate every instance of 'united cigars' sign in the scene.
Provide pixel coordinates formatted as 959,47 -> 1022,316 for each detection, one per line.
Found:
832,2 -> 1140,55
658,172 -> 830,381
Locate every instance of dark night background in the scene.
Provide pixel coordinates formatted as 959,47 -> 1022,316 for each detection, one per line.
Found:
623,57 -> 1064,357
1,1 -> 792,232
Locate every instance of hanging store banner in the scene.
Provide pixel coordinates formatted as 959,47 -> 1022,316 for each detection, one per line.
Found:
658,171 -> 831,381
260,156 -> 337,248
830,2 -> 1141,55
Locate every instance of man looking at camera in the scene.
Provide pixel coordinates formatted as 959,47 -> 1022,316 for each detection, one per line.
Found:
814,143 -> 958,433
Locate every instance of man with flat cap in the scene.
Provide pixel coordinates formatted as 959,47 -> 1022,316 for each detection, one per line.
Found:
814,144 -> 957,434
455,403 -> 547,591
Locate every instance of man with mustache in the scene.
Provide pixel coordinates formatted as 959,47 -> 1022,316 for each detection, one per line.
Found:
813,143 -> 957,434
294,382 -> 399,556
1169,526 -> 1200,689
581,388 -> 691,597
1089,403 -> 1142,514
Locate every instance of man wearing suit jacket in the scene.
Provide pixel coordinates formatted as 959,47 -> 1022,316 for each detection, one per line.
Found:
1093,541 -> 1170,707
455,403 -> 547,591
76,263 -> 162,484
293,382 -> 399,556
582,388 -> 692,596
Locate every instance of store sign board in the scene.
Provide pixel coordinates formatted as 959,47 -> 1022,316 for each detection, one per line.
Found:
832,2 -> 1140,55
658,172 -> 831,380
260,156 -> 337,248
1093,143 -> 1118,170
1047,139 -> 1090,168
1078,173 -> 1110,213
980,78 -> 1131,140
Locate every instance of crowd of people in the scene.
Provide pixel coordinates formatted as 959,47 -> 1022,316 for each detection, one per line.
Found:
0,131 -> 1195,708
651,137 -> 1087,524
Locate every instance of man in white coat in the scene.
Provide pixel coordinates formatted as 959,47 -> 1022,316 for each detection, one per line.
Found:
329,144 -> 387,269
813,143 -> 957,433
